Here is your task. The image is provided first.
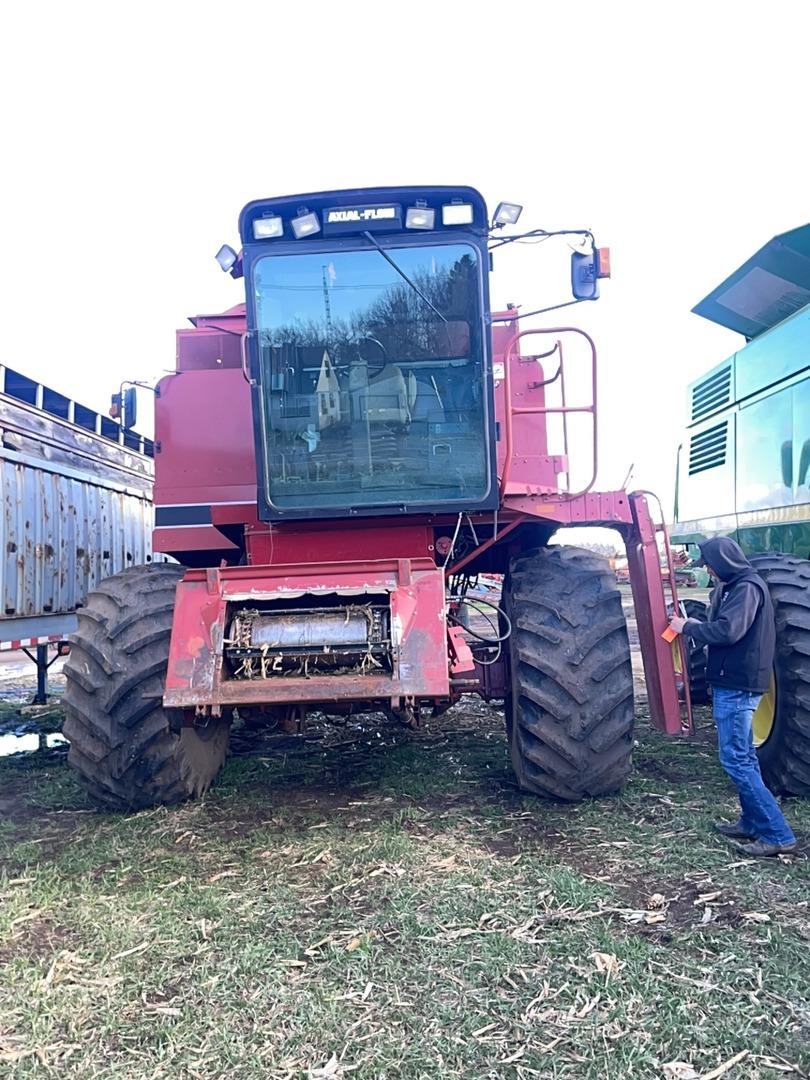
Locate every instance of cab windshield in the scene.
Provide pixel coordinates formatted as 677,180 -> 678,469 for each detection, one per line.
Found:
253,242 -> 488,512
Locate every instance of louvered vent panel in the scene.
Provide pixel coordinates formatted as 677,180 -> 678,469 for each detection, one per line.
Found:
688,421 -> 728,475
691,366 -> 731,421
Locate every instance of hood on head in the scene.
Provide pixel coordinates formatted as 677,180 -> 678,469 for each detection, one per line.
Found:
697,536 -> 752,582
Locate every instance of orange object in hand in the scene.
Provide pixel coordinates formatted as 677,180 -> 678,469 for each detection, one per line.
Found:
661,625 -> 679,643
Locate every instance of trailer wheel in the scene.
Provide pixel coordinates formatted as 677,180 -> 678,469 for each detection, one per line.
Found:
748,554 -> 810,797
503,546 -> 634,800
681,598 -> 710,705
62,564 -> 230,810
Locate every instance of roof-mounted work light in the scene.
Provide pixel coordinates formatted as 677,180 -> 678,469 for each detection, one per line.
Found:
493,201 -> 523,227
215,244 -> 238,272
291,211 -> 321,239
405,205 -> 436,230
253,215 -> 284,239
442,202 -> 474,226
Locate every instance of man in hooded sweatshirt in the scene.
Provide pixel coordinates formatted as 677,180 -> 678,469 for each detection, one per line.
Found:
669,536 -> 796,857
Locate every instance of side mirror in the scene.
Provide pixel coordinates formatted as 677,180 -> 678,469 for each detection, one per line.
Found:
123,386 -> 137,429
571,250 -> 600,301
110,386 -> 139,429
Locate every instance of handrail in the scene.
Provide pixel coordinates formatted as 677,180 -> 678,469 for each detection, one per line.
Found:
241,331 -> 256,386
558,341 -> 570,474
499,327 -> 597,500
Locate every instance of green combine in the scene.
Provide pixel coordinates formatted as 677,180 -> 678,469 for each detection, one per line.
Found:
671,223 -> 810,797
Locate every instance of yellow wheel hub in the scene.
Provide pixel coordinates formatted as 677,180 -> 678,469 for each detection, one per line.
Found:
753,671 -> 776,747
671,637 -> 683,675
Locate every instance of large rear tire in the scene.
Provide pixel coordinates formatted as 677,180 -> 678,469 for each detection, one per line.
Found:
503,546 -> 634,800
62,564 -> 230,810
749,554 -> 810,797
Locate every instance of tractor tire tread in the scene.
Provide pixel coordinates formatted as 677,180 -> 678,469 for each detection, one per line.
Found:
62,564 -> 229,810
504,546 -> 634,801
749,553 -> 810,796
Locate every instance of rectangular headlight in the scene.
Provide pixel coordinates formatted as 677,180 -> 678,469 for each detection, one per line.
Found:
442,203 -> 474,226
291,211 -> 321,239
253,215 -> 284,239
405,206 -> 435,230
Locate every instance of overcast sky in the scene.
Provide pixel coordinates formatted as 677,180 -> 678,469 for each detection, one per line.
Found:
2,1 -> 807,517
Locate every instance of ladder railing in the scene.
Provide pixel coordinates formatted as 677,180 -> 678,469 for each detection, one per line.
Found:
500,327 -> 598,499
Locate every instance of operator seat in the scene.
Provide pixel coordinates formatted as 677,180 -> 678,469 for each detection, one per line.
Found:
353,364 -> 412,425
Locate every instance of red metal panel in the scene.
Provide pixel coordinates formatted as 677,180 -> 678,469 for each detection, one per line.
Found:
164,559 -> 448,709
492,318 -> 556,490
153,368 -> 256,509
245,523 -> 433,565
153,526 -> 239,554
190,306 -> 247,333
212,503 -> 260,528
502,490 -> 634,525
448,625 -> 475,674
624,493 -> 684,736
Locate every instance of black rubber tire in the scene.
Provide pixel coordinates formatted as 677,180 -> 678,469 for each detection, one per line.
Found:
62,564 -> 230,810
503,546 -> 634,800
682,598 -> 710,705
749,554 -> 810,797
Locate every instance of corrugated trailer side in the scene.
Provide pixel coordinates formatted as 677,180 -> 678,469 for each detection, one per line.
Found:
1,366 -> 156,656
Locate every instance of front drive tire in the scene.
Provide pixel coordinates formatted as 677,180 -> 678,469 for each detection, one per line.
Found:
62,564 -> 230,810
504,546 -> 635,800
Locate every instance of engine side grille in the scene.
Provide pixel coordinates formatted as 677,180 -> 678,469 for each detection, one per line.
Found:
688,421 -> 728,476
691,366 -> 731,421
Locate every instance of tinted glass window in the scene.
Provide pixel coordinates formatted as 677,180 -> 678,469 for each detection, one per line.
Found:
737,383 -> 809,511
253,244 -> 488,510
792,378 -> 810,505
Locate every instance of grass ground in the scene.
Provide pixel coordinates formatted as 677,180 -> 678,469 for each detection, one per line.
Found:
1,698 -> 808,1079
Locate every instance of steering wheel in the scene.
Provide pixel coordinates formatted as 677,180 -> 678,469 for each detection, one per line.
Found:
356,335 -> 388,378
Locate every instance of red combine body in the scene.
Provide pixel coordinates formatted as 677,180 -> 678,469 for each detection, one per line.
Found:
63,186 -> 690,809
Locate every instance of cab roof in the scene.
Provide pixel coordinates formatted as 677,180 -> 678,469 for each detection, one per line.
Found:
238,185 -> 488,245
692,223 -> 810,339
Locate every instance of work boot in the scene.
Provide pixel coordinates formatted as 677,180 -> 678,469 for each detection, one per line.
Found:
737,838 -> 797,857
713,821 -> 754,840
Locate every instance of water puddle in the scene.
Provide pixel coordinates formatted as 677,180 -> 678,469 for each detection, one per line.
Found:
0,731 -> 68,756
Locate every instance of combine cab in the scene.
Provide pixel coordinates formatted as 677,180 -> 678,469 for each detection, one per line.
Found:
63,186 -> 689,809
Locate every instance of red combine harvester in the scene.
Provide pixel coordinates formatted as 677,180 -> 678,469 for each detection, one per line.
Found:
63,187 -> 689,809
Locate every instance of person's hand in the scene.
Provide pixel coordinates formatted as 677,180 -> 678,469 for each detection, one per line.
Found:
669,616 -> 688,634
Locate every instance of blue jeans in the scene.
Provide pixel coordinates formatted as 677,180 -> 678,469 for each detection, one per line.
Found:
712,687 -> 795,845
